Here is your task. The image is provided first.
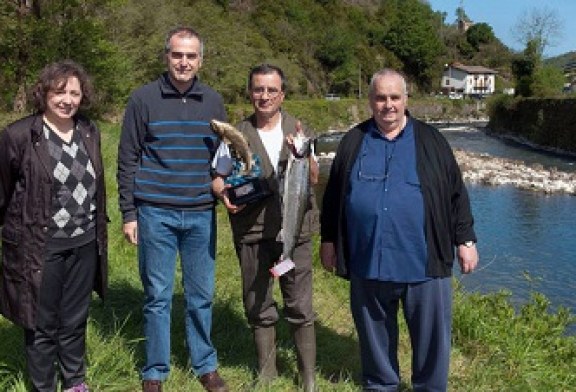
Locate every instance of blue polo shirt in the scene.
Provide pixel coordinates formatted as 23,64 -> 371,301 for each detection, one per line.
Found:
345,118 -> 428,282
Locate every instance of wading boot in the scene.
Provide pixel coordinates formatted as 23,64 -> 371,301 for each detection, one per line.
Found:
292,323 -> 316,392
253,326 -> 278,383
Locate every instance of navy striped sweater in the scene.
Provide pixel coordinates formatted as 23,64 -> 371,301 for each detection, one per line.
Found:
118,73 -> 227,223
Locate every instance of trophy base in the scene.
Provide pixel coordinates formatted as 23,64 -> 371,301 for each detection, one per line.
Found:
228,178 -> 272,205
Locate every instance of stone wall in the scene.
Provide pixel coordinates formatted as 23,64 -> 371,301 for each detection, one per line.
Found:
408,100 -> 487,122
487,98 -> 576,154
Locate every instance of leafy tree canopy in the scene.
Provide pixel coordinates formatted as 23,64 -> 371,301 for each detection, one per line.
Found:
4,0 -> 566,113
466,23 -> 496,51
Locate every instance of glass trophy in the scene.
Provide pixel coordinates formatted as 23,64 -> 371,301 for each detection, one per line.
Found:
225,154 -> 272,205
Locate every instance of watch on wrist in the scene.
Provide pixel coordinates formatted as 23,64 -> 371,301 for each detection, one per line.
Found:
462,240 -> 475,248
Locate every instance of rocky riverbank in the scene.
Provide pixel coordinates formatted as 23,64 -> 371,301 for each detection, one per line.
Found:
454,150 -> 576,196
317,149 -> 576,196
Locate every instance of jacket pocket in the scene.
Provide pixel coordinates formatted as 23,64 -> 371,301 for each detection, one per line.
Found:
2,225 -> 20,247
1,234 -> 24,282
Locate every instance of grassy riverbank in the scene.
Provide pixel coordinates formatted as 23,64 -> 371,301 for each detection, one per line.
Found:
0,115 -> 575,391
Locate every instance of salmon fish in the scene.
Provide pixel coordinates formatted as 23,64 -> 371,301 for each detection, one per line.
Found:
210,119 -> 253,174
277,133 -> 312,264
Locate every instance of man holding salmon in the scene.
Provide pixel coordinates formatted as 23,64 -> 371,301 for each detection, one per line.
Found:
212,64 -> 318,391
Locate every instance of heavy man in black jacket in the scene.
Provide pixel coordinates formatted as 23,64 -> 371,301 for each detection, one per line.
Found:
320,69 -> 479,391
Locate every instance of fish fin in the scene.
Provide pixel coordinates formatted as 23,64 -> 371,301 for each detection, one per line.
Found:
276,229 -> 284,242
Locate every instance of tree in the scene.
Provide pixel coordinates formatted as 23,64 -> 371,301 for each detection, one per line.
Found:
456,6 -> 471,23
511,6 -> 563,57
532,65 -> 565,97
511,39 -> 540,97
0,1 -> 37,111
0,0 -> 130,113
466,23 -> 495,51
316,28 -> 355,69
381,0 -> 445,90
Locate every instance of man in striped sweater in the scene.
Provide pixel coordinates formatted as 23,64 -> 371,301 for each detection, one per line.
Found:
117,27 -> 228,392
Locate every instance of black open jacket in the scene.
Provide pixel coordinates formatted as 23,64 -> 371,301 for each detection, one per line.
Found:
320,115 -> 476,279
0,114 -> 108,329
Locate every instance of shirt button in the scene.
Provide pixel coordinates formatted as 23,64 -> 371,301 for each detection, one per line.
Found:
42,227 -> 48,232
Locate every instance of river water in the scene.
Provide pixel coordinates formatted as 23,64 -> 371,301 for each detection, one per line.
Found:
316,124 -> 576,333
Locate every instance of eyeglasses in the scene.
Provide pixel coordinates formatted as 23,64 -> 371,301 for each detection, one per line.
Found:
169,51 -> 200,60
251,86 -> 282,98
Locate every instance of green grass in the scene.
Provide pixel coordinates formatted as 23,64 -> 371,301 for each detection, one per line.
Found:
0,115 -> 575,391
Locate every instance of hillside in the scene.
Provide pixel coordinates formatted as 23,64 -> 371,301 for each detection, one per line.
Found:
0,0 -> 517,113
545,51 -> 576,68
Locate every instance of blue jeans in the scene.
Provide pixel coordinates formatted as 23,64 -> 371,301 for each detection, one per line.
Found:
137,205 -> 217,380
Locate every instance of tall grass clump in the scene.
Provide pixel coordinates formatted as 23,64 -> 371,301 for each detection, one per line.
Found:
451,283 -> 576,391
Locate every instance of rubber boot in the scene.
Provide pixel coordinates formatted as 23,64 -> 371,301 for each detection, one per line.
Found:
253,326 -> 278,382
292,324 -> 316,392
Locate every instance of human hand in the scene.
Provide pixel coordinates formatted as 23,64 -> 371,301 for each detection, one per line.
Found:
122,221 -> 138,245
286,121 -> 318,184
320,242 -> 337,273
309,156 -> 319,185
212,176 -> 244,214
218,186 -> 245,214
457,244 -> 479,274
286,121 -> 306,157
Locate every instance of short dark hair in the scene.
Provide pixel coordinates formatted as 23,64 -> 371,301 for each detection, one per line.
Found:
31,60 -> 94,113
248,64 -> 287,92
164,26 -> 204,58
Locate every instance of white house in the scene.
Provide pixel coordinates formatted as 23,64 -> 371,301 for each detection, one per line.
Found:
441,63 -> 497,96
564,60 -> 576,90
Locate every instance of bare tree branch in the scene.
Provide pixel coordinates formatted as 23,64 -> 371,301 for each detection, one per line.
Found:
511,6 -> 564,57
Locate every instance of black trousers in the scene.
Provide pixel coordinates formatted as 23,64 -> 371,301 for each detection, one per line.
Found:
25,240 -> 97,392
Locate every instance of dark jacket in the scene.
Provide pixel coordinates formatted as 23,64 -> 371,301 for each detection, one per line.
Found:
0,114 -> 108,329
229,111 -> 318,244
320,116 -> 476,279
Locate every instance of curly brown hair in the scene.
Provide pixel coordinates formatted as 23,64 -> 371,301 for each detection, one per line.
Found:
31,60 -> 94,113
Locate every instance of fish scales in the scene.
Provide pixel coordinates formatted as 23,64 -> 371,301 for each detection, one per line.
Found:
210,119 -> 253,174
280,137 -> 311,262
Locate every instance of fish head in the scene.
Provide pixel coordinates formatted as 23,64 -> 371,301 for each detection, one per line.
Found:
291,133 -> 311,158
210,119 -> 254,174
210,119 -> 231,142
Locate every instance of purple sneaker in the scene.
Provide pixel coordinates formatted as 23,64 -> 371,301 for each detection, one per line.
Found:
64,382 -> 89,392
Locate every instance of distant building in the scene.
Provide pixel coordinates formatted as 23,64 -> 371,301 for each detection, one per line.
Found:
458,18 -> 474,33
564,60 -> 576,85
441,63 -> 497,97
564,60 -> 576,74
